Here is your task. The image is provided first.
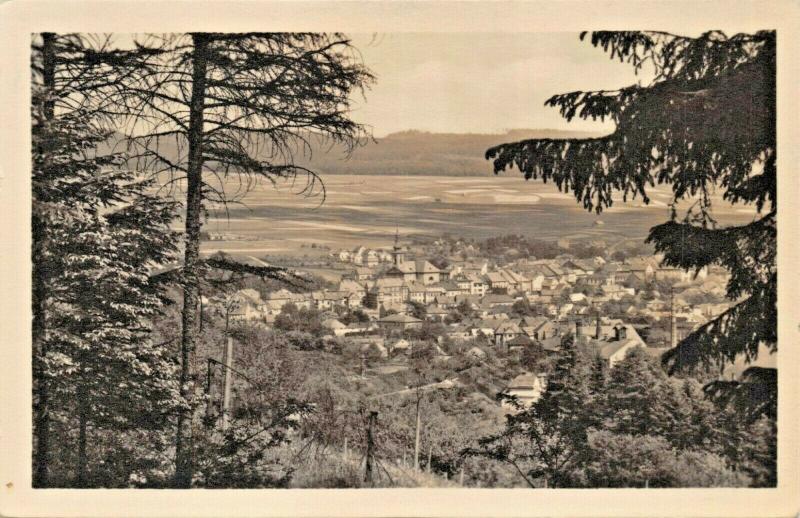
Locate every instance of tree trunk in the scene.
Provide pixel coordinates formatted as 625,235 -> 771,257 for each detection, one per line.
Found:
173,33 -> 209,489
221,337 -> 234,430
75,381 -> 88,488
364,411 -> 376,486
32,31 -> 56,488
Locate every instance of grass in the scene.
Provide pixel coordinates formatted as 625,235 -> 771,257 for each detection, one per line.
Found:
286,446 -> 459,488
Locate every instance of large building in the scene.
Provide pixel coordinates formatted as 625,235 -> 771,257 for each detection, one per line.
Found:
377,313 -> 423,332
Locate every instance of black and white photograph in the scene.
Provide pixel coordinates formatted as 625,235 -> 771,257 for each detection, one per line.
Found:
1,1 -> 799,516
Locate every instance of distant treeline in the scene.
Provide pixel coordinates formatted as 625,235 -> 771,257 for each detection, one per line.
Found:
306,129 -> 605,176
111,129 -> 604,177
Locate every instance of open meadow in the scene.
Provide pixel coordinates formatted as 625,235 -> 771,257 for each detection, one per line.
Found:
199,174 -> 758,257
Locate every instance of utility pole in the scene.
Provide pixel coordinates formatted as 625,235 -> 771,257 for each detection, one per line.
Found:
669,286 -> 677,348
414,391 -> 422,472
364,411 -> 377,486
205,358 -> 214,421
222,336 -> 234,430
221,297 -> 239,430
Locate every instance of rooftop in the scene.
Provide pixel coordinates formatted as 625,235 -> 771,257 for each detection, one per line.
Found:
379,313 -> 423,324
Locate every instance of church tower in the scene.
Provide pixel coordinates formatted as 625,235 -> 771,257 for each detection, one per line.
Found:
392,228 -> 405,266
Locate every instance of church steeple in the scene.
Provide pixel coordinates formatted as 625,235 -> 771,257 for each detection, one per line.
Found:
392,227 -> 405,266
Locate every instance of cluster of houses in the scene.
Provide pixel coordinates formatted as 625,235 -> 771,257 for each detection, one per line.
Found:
219,233 -> 725,340
211,233 -> 732,409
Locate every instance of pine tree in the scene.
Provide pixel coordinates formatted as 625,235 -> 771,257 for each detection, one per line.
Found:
115,33 -> 373,487
468,335 -> 601,487
486,31 -> 776,414
32,33 -> 180,487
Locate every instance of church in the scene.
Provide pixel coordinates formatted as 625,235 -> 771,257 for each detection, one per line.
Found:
383,230 -> 445,285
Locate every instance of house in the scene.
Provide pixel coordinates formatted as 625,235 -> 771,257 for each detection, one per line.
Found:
378,313 -> 423,331
337,249 -> 352,262
407,282 -> 429,304
539,336 -> 562,355
377,249 -> 393,263
503,372 -> 548,409
569,292 -> 587,303
351,246 -> 367,265
562,259 -> 595,277
485,271 -> 510,292
494,321 -> 522,348
365,250 -> 380,267
311,290 -> 349,311
265,288 -> 311,315
452,274 -> 474,293
439,280 -> 468,297
322,318 -> 349,337
576,259 -> 597,276
519,316 -> 557,341
471,318 -> 505,339
350,266 -> 373,281
501,269 -> 531,293
339,278 -> 365,294
474,301 -> 494,318
228,289 -> 266,322
398,259 -> 444,285
450,259 -> 489,277
586,272 -> 611,287
600,283 -> 629,300
594,324 -> 648,368
626,257 -> 657,282
505,333 -> 535,351
605,263 -> 632,284
482,293 -> 516,308
365,277 -> 409,307
425,305 -> 450,322
465,273 -> 489,296
486,306 -> 510,320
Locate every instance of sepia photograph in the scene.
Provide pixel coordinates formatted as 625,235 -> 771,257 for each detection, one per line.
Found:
1,1 -> 799,516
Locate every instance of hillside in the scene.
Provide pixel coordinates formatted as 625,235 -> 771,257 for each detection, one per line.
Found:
303,129 -> 605,176
114,129 -> 605,177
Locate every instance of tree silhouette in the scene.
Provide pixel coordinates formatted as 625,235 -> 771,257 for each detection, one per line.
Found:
486,31 -> 776,415
31,33 -> 180,487
116,33 -> 372,487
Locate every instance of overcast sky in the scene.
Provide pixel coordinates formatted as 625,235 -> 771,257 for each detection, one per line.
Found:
348,33 -> 647,137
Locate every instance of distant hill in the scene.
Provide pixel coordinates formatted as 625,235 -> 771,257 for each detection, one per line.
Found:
302,129 -> 605,176
110,128 -> 605,177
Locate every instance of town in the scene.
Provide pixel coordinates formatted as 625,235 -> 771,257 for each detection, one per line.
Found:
209,231 -> 734,408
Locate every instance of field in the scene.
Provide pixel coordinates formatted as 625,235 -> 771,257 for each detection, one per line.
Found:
198,174 -> 758,257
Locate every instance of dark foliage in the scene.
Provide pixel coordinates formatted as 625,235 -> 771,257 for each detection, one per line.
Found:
485,31 -> 776,417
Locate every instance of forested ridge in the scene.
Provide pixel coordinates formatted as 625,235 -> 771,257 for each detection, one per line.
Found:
105,129 -> 603,177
